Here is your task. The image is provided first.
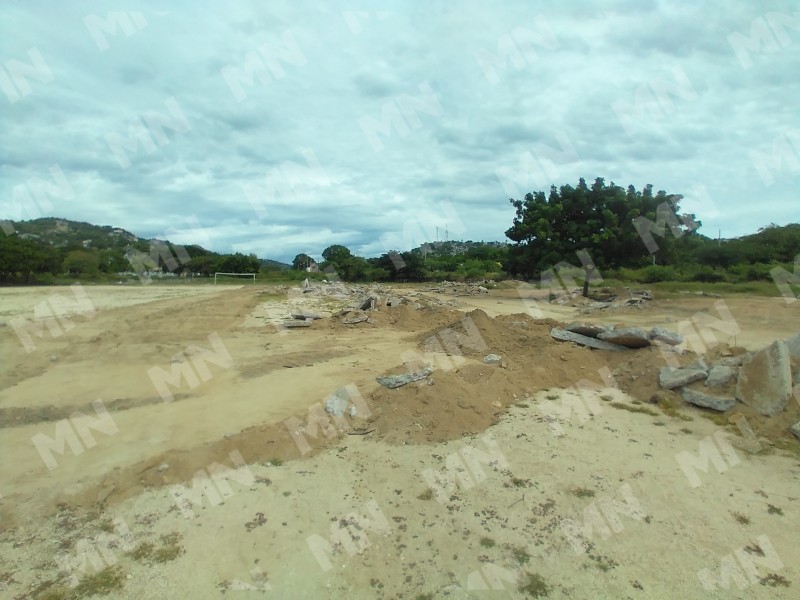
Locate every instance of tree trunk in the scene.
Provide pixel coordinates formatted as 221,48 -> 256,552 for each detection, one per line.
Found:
582,267 -> 594,298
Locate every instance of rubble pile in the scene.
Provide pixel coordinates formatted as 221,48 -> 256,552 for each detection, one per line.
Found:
423,280 -> 491,296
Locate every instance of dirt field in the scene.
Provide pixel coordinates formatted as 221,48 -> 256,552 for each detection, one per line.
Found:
0,282 -> 798,599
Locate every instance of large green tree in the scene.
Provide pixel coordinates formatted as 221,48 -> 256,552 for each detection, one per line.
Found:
505,177 -> 698,295
291,253 -> 314,270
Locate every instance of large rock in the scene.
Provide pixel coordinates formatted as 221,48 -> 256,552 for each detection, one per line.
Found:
680,388 -> 736,412
598,327 -> 651,349
483,354 -> 502,365
564,322 -> 608,338
324,388 -> 351,417
735,340 -> 793,417
359,297 -> 377,311
705,365 -> 737,388
551,328 -> 628,352
659,366 -> 708,389
376,367 -> 433,389
649,327 -> 683,346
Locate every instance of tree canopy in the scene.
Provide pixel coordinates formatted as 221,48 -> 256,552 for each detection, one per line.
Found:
505,177 -> 699,293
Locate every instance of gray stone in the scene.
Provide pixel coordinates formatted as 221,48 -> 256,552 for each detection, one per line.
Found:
291,311 -> 321,320
787,332 -> 800,361
343,313 -> 368,324
376,367 -> 434,389
483,354 -> 502,365
649,327 -> 683,346
551,328 -> 628,352
157,463 -> 169,472
705,365 -> 737,388
564,322 -> 608,338
659,366 -> 708,389
598,327 -> 651,349
735,340 -> 793,417
790,421 -> 800,440
386,297 -> 403,307
359,297 -> 377,311
680,388 -> 736,412
324,389 -> 351,417
282,320 -> 311,328
719,354 -> 750,367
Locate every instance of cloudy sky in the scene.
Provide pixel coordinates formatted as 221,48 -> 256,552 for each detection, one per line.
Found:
2,1 -> 798,262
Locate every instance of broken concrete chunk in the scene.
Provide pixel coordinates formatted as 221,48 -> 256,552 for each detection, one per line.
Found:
376,367 -> 433,389
659,366 -> 708,389
705,365 -> 737,388
598,327 -> 651,349
564,322 -> 608,338
483,354 -> 502,365
649,327 -> 683,346
735,340 -> 792,417
680,388 -> 736,412
291,311 -> 321,320
324,388 -> 351,417
551,328 -> 628,352
282,320 -> 312,328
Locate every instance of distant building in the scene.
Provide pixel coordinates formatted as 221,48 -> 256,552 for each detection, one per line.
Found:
306,261 -> 319,273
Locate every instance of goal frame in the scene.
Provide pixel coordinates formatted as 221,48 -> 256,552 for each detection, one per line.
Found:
214,272 -> 256,285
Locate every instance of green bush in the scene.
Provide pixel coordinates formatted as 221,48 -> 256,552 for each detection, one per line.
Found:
640,265 -> 678,283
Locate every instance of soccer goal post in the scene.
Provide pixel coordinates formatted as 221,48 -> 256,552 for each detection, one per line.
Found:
214,272 -> 256,285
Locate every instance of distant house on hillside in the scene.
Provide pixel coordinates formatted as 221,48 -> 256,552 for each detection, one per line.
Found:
306,261 -> 319,273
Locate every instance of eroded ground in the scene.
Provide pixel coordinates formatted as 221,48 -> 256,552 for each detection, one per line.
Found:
0,283 -> 798,599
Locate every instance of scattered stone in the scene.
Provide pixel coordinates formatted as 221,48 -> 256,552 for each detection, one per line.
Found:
680,388 -> 736,412
790,421 -> 800,440
282,320 -> 311,328
291,311 -> 321,320
324,389 -> 351,417
649,327 -> 683,346
735,340 -> 793,417
719,353 -> 750,367
588,302 -> 611,309
705,365 -> 737,388
349,405 -> 358,418
564,322 -> 608,338
386,297 -> 403,307
659,365 -> 708,389
376,367 -> 434,389
359,297 -> 377,311
483,354 -> 502,365
157,463 -> 169,472
477,286 -> 488,294
343,314 -> 368,325
551,328 -> 628,352
598,327 -> 651,349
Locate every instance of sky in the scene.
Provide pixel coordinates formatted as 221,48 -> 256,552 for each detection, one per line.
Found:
1,1 -> 798,263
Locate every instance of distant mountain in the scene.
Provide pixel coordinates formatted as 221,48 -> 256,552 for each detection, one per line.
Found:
8,217 -> 143,251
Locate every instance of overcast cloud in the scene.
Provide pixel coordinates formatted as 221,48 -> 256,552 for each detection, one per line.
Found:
1,1 -> 798,262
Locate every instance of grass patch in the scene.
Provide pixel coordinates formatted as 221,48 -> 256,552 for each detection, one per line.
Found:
479,537 -> 496,548
129,541 -> 154,561
698,411 -> 729,426
759,573 -> 790,587
417,489 -> 434,501
609,402 -> 657,416
600,394 -> 614,402
516,402 -> 529,408
518,572 -> 551,597
268,458 -> 283,467
680,427 -> 693,434
72,565 -> 125,597
512,545 -> 531,564
767,504 -> 783,516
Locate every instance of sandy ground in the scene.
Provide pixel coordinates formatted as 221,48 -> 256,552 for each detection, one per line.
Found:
0,283 -> 798,599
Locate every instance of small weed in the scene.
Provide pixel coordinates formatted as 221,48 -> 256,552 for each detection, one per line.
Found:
416,594 -> 434,600
516,402 -> 529,408
731,512 -> 750,525
417,489 -> 434,501
153,532 -> 183,563
97,518 -> 115,533
767,504 -> 783,516
479,537 -> 496,548
511,477 -> 530,488
680,427 -> 693,434
759,573 -> 790,587
653,421 -> 666,426
269,458 -> 283,467
546,394 -> 559,401
698,412 -> 728,426
570,487 -> 595,499
512,545 -> 531,564
600,394 -> 613,402
518,572 -> 551,597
